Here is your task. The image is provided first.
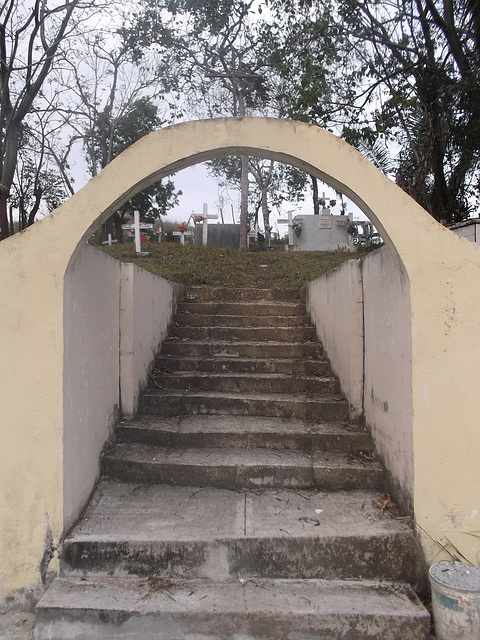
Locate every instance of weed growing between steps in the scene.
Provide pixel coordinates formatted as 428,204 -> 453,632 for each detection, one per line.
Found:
100,243 -> 365,290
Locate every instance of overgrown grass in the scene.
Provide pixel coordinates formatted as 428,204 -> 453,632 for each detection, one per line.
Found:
101,242 -> 365,290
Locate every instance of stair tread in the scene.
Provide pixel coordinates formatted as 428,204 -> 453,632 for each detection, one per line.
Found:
173,321 -> 312,327
142,388 -> 346,402
175,314 -> 311,321
157,355 -> 328,363
106,442 -> 377,469
66,481 -> 409,543
119,415 -> 362,436
164,339 -> 319,345
37,575 -> 429,619
153,371 -> 336,381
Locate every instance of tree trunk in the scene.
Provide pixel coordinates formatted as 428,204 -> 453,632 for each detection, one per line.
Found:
311,175 -> 320,215
239,155 -> 249,251
261,184 -> 270,245
113,212 -> 124,243
0,190 -> 9,240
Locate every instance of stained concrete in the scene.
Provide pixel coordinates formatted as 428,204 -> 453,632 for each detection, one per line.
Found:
61,481 -> 419,584
103,443 -> 383,490
117,415 -> 372,452
35,577 -> 430,640
0,610 -> 35,640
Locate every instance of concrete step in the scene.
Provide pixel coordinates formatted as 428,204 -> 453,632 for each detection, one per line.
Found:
35,576 -> 431,640
150,371 -> 339,395
61,482 -> 419,584
140,389 -> 349,421
168,325 -> 317,342
175,313 -> 311,327
103,443 -> 384,490
155,354 -> 333,375
116,415 -> 371,453
161,340 -> 323,359
176,301 -> 306,316
185,287 -> 302,302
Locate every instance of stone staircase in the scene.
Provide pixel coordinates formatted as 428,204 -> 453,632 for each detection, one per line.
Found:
35,287 -> 431,639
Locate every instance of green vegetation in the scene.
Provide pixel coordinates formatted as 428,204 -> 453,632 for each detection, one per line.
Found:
101,243 -> 364,290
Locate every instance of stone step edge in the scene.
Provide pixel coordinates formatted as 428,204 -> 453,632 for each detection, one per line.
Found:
104,443 -> 378,464
35,576 -> 430,627
117,415 -> 364,433
155,355 -> 330,364
151,372 -> 336,381
142,389 -> 346,401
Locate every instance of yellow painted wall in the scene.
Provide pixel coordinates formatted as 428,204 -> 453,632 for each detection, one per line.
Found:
1,118 -> 480,599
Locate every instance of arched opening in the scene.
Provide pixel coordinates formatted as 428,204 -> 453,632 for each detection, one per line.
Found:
58,118 -> 480,569
62,118 -> 417,532
1,117 -> 480,599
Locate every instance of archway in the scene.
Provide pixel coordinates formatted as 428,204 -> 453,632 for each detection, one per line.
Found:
1,117 -> 480,599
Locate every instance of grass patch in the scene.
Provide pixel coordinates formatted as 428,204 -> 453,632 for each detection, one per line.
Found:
100,242 -> 365,290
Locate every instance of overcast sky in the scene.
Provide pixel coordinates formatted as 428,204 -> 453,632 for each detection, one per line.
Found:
164,161 -> 364,234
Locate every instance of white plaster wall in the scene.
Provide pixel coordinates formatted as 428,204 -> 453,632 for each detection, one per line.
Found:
362,247 -> 413,513
63,244 -> 121,531
120,263 -> 182,417
63,246 -> 181,532
306,259 -> 364,419
307,248 -> 413,512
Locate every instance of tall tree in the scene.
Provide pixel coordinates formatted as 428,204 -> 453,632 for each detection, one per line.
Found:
128,0 -> 270,248
266,0 -> 480,223
60,30 -> 180,240
111,98 -> 181,240
0,0 -> 88,239
208,154 -> 308,242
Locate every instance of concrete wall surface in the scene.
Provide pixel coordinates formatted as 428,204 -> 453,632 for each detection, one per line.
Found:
309,248 -> 414,514
0,233 -> 179,600
63,244 -> 121,532
296,214 -> 352,251
1,118 -> 480,600
306,259 -> 364,420
194,223 -> 241,250
362,248 -> 413,515
120,262 -> 182,417
63,245 -> 181,534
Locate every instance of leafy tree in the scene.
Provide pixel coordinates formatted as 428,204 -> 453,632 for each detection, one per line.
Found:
11,127 -> 66,231
265,0 -> 480,223
127,0 -> 271,249
111,98 -> 182,240
208,155 -> 308,243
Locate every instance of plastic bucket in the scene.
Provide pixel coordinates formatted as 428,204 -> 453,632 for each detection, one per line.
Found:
429,562 -> 480,639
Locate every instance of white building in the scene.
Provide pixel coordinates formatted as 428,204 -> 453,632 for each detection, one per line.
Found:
447,218 -> 480,243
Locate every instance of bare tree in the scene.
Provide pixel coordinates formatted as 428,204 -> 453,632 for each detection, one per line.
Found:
55,28 -> 180,239
0,0 -> 94,239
